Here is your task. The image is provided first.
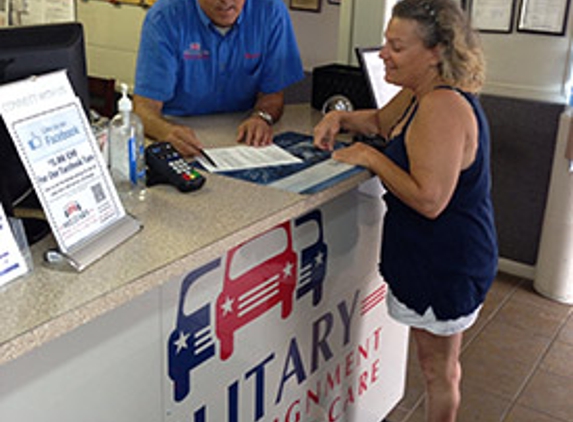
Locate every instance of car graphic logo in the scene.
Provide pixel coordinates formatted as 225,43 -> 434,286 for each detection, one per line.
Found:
168,259 -> 219,402
295,210 -> 327,306
215,221 -> 297,360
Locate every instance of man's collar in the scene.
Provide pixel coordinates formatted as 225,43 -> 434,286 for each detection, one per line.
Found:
195,0 -> 245,31
195,0 -> 212,29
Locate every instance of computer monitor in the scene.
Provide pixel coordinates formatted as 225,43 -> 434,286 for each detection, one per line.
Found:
355,46 -> 401,109
0,22 -> 90,244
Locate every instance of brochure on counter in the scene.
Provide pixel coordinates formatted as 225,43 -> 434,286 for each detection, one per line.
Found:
0,70 -> 141,271
197,132 -> 364,194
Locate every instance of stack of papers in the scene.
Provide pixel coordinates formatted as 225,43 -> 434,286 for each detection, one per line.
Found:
198,144 -> 303,172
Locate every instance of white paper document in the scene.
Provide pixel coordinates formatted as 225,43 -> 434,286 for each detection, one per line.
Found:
0,205 -> 28,287
197,144 -> 303,172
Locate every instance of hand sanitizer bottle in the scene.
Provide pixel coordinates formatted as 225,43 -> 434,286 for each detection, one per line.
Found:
109,83 -> 146,200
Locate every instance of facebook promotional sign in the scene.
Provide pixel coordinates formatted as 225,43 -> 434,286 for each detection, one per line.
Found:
161,190 -> 409,422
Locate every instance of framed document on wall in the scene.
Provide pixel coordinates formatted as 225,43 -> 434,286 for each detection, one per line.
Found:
1,0 -> 76,27
470,0 -> 516,33
517,0 -> 570,35
290,0 -> 321,12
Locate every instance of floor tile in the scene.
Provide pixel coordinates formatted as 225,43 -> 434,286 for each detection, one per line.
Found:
491,272 -> 523,296
385,404 -> 410,422
461,346 -> 532,399
518,368 -> 573,421
556,313 -> 573,345
494,286 -> 571,339
462,273 -> 519,349
401,384 -> 511,422
503,404 -> 568,422
512,281 -> 572,312
464,319 -> 551,368
457,384 -> 511,422
391,339 -> 425,411
462,297 -> 498,348
401,402 -> 425,422
539,340 -> 573,378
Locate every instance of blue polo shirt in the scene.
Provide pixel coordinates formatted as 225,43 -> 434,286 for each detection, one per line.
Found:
134,0 -> 304,116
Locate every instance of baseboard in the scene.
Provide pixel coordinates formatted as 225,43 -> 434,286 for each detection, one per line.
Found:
498,257 -> 536,280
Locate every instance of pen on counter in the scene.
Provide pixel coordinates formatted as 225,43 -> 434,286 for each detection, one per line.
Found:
199,149 -> 218,168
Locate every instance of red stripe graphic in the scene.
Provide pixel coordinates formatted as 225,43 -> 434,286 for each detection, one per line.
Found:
361,283 -> 387,315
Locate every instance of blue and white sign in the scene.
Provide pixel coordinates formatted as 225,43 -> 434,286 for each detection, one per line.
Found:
0,71 -> 125,253
161,193 -> 409,422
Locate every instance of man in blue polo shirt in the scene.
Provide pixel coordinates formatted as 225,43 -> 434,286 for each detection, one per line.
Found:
133,0 -> 304,156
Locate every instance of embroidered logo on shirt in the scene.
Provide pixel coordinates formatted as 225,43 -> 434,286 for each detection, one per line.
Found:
244,52 -> 261,60
184,43 -> 210,60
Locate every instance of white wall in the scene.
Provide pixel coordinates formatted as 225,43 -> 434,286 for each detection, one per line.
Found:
288,2 -> 340,70
480,30 -> 573,102
76,1 -> 146,87
337,0 -> 392,65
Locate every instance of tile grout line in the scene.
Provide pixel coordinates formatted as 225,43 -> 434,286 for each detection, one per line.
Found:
401,391 -> 427,422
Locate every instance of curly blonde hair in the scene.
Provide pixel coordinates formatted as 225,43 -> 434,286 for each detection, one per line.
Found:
392,0 -> 486,92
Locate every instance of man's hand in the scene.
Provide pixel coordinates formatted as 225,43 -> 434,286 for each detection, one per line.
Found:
134,94 -> 203,157
162,125 -> 203,157
236,115 -> 273,146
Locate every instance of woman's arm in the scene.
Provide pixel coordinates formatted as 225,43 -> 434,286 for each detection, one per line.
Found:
313,89 -> 414,150
333,89 -> 477,219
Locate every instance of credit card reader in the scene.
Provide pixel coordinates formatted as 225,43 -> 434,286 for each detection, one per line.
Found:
145,142 -> 205,192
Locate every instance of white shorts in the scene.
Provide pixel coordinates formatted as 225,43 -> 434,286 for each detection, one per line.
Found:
386,288 -> 482,336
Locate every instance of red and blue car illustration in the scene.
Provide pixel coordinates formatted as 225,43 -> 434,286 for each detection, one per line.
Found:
168,210 -> 328,401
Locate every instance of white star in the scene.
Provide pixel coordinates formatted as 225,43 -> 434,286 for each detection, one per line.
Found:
283,261 -> 294,278
221,296 -> 234,315
314,251 -> 324,267
174,331 -> 190,354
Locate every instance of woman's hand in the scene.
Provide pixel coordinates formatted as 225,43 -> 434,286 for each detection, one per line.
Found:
313,111 -> 343,151
332,142 -> 375,169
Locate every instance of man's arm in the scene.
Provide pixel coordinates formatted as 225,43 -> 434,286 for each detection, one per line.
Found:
235,91 -> 284,146
133,94 -> 203,157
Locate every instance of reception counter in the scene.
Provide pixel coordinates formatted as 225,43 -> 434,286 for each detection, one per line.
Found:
0,104 -> 408,422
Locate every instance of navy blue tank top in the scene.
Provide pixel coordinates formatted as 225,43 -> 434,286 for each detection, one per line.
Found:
380,88 -> 498,320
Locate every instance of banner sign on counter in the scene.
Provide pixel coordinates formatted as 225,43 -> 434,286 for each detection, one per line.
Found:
162,192 -> 409,422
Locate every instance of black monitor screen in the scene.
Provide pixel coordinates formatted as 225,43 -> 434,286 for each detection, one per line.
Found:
0,22 -> 90,244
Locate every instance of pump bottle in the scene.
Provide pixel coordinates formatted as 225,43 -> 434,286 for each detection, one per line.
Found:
109,83 -> 146,200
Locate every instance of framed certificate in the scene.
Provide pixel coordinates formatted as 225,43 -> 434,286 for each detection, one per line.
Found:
470,0 -> 516,33
290,0 -> 321,12
517,0 -> 570,35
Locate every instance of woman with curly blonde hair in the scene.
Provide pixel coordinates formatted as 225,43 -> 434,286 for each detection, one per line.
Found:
314,1 -> 498,421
